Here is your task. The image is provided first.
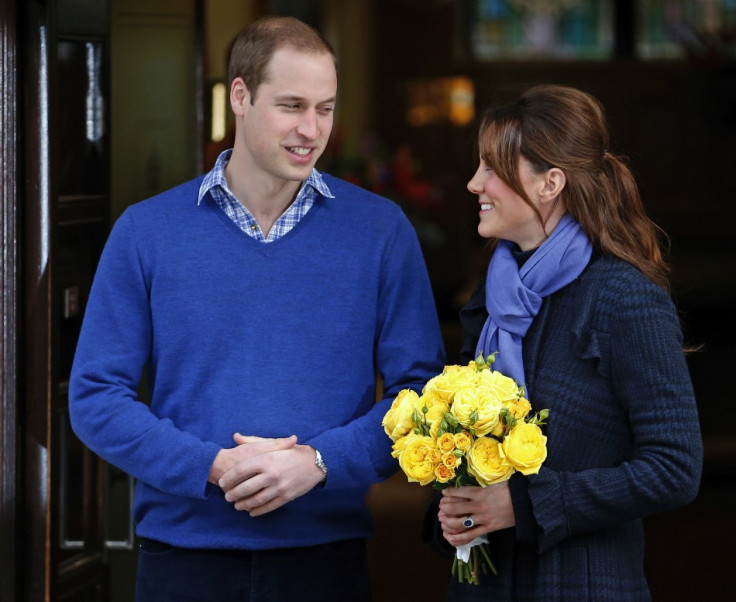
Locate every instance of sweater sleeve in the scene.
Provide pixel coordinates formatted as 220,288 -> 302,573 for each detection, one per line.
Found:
304,210 -> 446,488
69,209 -> 221,499
528,274 -> 703,552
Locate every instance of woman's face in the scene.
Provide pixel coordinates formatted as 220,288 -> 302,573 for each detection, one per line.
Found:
467,155 -> 550,251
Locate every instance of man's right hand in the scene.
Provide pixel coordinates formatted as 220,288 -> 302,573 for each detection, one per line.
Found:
207,434 -> 297,485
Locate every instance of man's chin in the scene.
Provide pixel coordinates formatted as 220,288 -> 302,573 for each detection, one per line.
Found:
285,163 -> 317,181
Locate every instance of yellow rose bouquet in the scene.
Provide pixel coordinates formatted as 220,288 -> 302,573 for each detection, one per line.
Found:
382,352 -> 549,585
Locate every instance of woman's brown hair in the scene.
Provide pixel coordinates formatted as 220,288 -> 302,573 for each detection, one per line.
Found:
478,84 -> 670,292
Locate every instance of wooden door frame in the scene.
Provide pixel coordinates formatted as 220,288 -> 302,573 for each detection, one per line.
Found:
24,0 -> 55,594
8,0 -> 58,599
0,36 -> 19,602
0,0 -> 20,601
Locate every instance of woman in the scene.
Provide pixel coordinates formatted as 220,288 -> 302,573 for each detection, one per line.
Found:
425,85 -> 702,600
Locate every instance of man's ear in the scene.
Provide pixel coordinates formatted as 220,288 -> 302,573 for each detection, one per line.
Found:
540,167 -> 566,203
230,77 -> 250,115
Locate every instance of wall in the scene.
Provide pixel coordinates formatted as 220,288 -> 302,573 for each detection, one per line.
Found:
110,0 -> 199,221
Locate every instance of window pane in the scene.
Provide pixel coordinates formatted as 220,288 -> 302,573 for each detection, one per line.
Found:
637,0 -> 736,59
471,0 -> 614,60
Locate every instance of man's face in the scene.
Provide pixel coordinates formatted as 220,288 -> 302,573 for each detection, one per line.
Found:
236,47 -> 337,186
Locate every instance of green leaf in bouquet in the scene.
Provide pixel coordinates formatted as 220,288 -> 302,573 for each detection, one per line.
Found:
444,413 -> 459,429
528,408 -> 549,426
501,407 -> 518,430
475,351 -> 499,371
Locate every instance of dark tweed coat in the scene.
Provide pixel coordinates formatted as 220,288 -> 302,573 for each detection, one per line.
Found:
424,254 -> 703,601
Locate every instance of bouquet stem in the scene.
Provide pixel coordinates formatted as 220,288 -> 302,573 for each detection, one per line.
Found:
452,542 -> 497,585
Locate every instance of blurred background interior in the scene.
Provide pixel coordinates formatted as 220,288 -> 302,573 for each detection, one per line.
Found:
2,0 -> 734,600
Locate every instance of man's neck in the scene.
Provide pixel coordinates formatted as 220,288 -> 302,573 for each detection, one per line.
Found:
224,158 -> 303,237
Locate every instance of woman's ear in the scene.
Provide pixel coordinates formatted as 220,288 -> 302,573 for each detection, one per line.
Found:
540,167 -> 566,203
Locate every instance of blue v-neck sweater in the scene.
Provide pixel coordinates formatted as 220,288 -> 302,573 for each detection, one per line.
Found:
69,173 -> 445,550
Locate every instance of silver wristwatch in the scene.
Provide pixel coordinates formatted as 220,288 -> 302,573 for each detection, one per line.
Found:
314,448 -> 328,483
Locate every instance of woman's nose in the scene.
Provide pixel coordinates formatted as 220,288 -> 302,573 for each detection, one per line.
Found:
467,167 -> 483,194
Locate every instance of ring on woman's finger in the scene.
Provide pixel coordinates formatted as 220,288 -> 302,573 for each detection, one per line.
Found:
463,516 -> 474,529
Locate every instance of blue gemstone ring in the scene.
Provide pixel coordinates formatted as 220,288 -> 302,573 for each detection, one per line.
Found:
463,516 -> 474,529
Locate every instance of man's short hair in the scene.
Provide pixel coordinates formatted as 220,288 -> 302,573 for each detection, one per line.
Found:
228,16 -> 336,103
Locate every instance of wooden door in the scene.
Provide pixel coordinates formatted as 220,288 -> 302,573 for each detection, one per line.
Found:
22,0 -> 112,599
18,0 -> 202,599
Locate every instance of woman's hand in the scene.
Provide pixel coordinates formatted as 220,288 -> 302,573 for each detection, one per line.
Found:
438,481 -> 515,547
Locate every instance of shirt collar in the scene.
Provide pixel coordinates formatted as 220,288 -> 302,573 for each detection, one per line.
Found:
197,149 -> 334,204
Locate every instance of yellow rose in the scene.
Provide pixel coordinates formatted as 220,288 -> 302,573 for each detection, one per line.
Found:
396,435 -> 441,486
419,389 -> 445,410
491,420 -> 506,438
424,401 -> 451,436
508,396 -> 532,421
453,431 -> 472,452
450,385 -> 503,436
477,369 -> 521,403
467,436 -> 515,486
424,365 -> 479,402
382,389 -> 420,441
428,418 -> 444,440
442,451 -> 462,469
437,432 -> 456,454
501,422 -> 547,475
434,463 -> 455,484
445,364 -> 477,376
390,434 -> 413,458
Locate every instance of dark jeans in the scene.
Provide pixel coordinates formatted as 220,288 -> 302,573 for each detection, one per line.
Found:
135,537 -> 371,602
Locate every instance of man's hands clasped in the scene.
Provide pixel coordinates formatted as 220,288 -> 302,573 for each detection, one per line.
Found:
208,433 -> 326,517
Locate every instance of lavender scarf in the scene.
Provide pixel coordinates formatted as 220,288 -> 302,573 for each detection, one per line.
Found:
475,214 -> 593,388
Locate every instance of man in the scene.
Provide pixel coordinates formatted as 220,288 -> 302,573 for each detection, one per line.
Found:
69,15 -> 445,602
